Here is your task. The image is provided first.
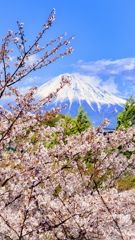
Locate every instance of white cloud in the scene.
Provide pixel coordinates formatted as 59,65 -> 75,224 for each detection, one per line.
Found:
74,58 -> 135,78
23,76 -> 42,85
73,73 -> 119,96
74,73 -> 102,87
27,54 -> 39,64
73,58 -> 135,99
100,77 -> 119,95
18,86 -> 33,94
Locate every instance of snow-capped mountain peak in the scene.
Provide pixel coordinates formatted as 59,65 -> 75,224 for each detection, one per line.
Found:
36,73 -> 126,111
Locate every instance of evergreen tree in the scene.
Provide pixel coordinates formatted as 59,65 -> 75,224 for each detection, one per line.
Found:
62,107 -> 91,135
42,107 -> 91,136
116,96 -> 135,129
75,107 -> 91,133
62,115 -> 77,135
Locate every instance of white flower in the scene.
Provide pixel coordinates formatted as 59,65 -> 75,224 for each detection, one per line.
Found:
8,30 -> 13,35
14,37 -> 19,43
48,15 -> 55,23
19,22 -> 24,28
19,44 -> 24,49
7,56 -> 12,62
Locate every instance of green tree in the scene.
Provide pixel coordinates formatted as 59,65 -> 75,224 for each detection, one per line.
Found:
74,106 -> 91,133
56,115 -> 75,135
116,96 -> 135,129
62,107 -> 91,135
43,114 -> 65,127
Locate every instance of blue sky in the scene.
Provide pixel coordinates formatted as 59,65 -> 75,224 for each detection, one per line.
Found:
1,0 -> 135,98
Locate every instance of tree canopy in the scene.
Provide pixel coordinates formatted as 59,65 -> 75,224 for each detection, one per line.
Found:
116,96 -> 135,129
58,107 -> 91,135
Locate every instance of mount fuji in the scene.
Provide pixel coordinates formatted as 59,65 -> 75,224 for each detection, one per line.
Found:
36,73 -> 126,128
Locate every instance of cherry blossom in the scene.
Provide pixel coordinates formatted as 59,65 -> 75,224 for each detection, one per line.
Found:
0,8 -> 135,240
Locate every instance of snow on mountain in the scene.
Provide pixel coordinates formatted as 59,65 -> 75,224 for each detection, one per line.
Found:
36,73 -> 126,111
36,73 -> 126,127
0,73 -> 126,128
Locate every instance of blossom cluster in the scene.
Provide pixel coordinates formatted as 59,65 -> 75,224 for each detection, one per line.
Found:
0,113 -> 135,239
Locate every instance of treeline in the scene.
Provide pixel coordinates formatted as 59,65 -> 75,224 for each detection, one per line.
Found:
43,95 -> 135,132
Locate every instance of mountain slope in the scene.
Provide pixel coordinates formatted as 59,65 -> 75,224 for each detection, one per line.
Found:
37,73 -> 126,109
36,73 -> 126,127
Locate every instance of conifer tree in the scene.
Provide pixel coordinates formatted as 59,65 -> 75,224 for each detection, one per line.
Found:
75,106 -> 91,133
57,107 -> 91,135
116,96 -> 135,129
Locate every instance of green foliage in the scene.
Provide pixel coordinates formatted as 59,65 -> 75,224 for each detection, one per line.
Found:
63,107 -> 91,135
61,115 -> 77,135
115,175 -> 135,192
24,108 -> 90,149
53,184 -> 62,197
43,107 -> 91,136
116,96 -> 135,129
75,107 -> 91,133
83,150 -> 93,175
44,133 -> 59,148
83,149 -> 113,189
117,145 -> 135,159
84,149 -> 93,163
43,114 -> 65,127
